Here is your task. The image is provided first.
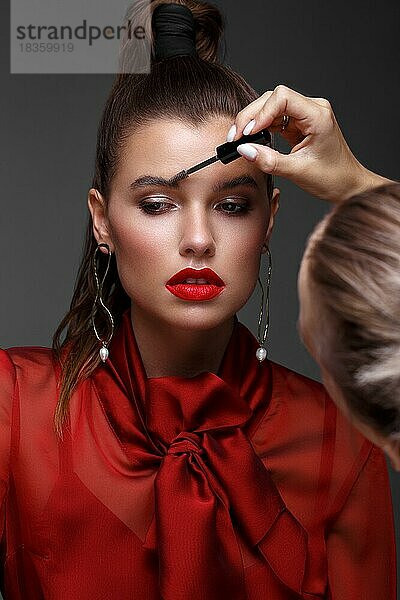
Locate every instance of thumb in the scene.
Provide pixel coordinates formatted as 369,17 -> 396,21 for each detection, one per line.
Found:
237,143 -> 301,179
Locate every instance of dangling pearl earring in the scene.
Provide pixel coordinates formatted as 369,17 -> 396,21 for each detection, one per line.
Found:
256,247 -> 272,362
90,243 -> 115,362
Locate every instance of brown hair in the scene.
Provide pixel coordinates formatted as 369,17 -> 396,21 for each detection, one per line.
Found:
52,0 -> 273,440
306,182 -> 400,437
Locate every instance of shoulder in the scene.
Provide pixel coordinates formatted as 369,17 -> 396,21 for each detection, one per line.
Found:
3,345 -> 55,368
252,360 -> 374,521
265,359 -> 371,460
258,358 -> 371,460
252,360 -> 327,446
0,346 -> 58,395
4,345 -> 55,366
0,349 -> 17,421
268,360 -> 327,407
0,348 -> 17,384
0,347 -> 64,455
258,360 -> 330,437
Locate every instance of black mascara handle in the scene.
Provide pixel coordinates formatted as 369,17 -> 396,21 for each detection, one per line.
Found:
216,129 -> 271,165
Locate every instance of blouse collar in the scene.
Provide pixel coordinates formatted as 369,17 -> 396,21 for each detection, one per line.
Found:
90,308 -> 308,598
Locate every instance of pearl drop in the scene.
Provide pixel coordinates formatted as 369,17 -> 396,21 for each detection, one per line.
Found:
256,347 -> 267,362
100,346 -> 109,362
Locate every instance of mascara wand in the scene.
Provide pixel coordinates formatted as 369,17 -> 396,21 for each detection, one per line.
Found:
170,129 -> 271,184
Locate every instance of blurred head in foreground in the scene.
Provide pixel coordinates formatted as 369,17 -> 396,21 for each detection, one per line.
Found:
298,183 -> 400,468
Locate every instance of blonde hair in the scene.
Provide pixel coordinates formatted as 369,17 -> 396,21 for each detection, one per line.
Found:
306,183 -> 400,437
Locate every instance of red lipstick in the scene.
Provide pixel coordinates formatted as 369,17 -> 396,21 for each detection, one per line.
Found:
166,267 -> 225,301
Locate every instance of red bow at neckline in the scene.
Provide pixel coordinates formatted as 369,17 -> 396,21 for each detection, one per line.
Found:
92,309 -> 308,598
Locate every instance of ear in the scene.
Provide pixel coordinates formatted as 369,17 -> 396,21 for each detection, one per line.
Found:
261,187 -> 280,253
87,188 -> 115,254
383,438 -> 400,472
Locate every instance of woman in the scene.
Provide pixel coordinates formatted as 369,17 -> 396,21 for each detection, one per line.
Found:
230,86 -> 400,468
0,2 -> 396,599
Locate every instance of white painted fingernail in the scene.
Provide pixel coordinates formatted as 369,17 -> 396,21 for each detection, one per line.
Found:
226,124 -> 237,142
237,144 -> 258,161
243,119 -> 256,136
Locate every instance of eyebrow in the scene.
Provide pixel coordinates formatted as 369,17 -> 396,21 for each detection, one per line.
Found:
129,174 -> 260,193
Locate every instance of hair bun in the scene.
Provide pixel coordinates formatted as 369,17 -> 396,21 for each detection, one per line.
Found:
120,0 -> 224,68
181,0 -> 224,62
152,4 -> 198,61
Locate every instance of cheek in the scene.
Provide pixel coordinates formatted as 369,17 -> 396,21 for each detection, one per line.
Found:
110,204 -> 171,248
114,227 -> 151,264
230,233 -> 262,276
108,216 -> 171,288
229,213 -> 268,267
222,228 -> 264,304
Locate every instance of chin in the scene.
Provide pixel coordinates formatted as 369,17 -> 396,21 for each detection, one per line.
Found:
165,306 -> 236,332
131,289 -> 249,333
134,301 -> 235,333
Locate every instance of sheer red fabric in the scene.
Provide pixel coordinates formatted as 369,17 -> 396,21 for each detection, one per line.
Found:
0,310 -> 396,599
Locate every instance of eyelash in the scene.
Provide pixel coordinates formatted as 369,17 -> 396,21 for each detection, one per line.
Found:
138,198 -> 252,216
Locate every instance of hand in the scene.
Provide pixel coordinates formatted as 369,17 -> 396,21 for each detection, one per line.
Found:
228,85 -> 391,203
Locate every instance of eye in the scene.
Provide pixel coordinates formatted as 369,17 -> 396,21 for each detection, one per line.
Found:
138,197 -> 176,214
215,199 -> 251,215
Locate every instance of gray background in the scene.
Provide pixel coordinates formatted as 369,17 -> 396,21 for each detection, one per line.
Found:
1,0 -> 399,596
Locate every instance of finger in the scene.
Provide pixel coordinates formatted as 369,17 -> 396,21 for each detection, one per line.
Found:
236,85 -> 322,140
237,143 -> 302,179
227,91 -> 273,140
254,86 -> 322,134
309,97 -> 333,110
253,97 -> 331,135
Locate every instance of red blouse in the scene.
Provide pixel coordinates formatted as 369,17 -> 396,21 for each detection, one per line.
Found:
0,310 -> 396,599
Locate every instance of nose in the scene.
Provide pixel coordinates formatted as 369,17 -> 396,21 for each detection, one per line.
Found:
178,206 -> 216,258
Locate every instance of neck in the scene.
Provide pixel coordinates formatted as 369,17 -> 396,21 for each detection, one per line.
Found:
130,305 -> 235,378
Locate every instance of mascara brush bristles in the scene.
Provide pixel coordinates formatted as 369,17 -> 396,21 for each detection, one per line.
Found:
169,170 -> 189,185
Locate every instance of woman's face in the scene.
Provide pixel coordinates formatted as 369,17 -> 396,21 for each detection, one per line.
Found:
298,255 -> 400,469
89,116 -> 279,333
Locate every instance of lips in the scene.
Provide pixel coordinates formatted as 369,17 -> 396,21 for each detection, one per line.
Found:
166,268 -> 225,287
166,268 -> 225,301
